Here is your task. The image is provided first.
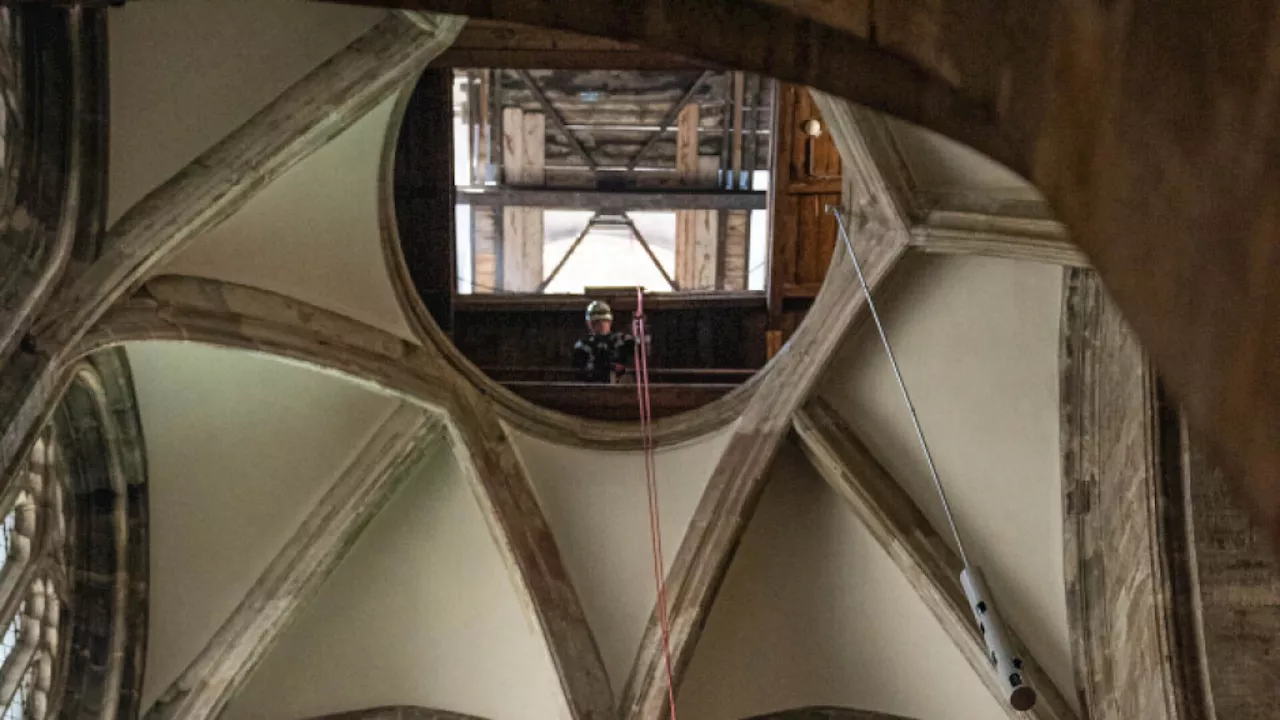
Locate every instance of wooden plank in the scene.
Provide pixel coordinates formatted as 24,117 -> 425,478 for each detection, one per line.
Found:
1060,268 -> 1206,720
730,71 -> 745,187
767,84 -> 798,317
675,103 -> 700,185
457,187 -> 767,210
792,400 -> 1078,720
521,113 -> 545,289
434,47 -> 712,70
501,206 -> 527,291
722,210 -> 749,290
454,291 -> 765,312
146,407 -> 447,720
500,107 -> 545,291
502,106 -> 526,184
675,105 -> 720,289
472,207 -> 499,294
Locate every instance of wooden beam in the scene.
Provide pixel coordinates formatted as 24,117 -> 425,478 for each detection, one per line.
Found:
501,108 -> 546,291
675,105 -> 720,289
456,187 -> 767,211
791,399 -> 1078,720
515,69 -> 596,171
628,71 -> 715,171
722,210 -> 750,290
145,407 -> 447,720
29,12 -> 466,349
1059,268 -> 1207,720
619,94 -> 911,720
433,19 -> 710,70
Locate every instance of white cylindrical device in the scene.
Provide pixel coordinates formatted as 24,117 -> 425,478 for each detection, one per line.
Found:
961,567 -> 1037,711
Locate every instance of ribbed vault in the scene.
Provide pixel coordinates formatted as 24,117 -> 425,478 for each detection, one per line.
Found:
0,3 -> 1276,720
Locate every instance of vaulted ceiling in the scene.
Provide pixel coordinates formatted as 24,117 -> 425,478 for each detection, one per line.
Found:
1,2 -> 1276,720
110,3 -> 1074,719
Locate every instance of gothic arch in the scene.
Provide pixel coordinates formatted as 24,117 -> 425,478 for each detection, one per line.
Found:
0,348 -> 148,720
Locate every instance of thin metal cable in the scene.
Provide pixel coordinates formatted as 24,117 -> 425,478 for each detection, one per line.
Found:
829,207 -> 972,569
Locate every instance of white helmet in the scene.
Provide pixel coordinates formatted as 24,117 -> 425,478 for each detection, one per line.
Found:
586,300 -> 613,323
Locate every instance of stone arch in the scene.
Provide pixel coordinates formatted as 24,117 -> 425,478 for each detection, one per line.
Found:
0,348 -> 148,720
349,0 -> 1280,550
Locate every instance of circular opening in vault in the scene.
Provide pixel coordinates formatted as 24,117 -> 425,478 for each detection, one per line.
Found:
392,44 -> 846,422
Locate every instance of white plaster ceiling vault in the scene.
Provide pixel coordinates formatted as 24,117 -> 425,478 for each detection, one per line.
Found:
885,117 -> 1045,202
105,2 -> 1079,719
126,340 -> 401,712
509,427 -> 736,688
109,0 -> 384,225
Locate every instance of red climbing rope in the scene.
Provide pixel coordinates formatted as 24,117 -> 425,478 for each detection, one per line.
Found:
633,287 -> 679,720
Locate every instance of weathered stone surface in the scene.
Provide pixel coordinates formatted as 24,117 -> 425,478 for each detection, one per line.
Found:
0,6 -> 108,370
441,388 -> 614,720
793,399 -> 1076,720
1059,268 -> 1207,720
76,276 -> 616,720
144,407 -> 447,720
0,347 -> 152,720
1184,439 -> 1280,720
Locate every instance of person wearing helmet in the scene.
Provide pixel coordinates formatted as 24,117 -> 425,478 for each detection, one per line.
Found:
573,300 -> 637,383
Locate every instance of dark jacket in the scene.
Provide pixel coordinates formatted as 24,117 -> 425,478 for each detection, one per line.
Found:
572,332 -> 637,383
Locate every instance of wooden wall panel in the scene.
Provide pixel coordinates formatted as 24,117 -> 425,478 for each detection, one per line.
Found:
768,83 -> 841,342
451,297 -> 768,377
393,67 -> 457,327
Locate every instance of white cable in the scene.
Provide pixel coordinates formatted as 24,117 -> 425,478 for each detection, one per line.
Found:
828,206 -> 970,568
828,205 -> 1037,711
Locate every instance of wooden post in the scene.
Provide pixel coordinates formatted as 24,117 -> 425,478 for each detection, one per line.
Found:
501,108 -> 546,292
723,209 -> 749,289
675,104 -> 719,290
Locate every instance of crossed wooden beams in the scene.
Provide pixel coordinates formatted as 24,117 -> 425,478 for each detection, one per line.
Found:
0,10 -> 1108,720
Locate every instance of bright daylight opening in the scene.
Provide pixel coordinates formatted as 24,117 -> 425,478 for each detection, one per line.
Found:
450,69 -> 774,296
